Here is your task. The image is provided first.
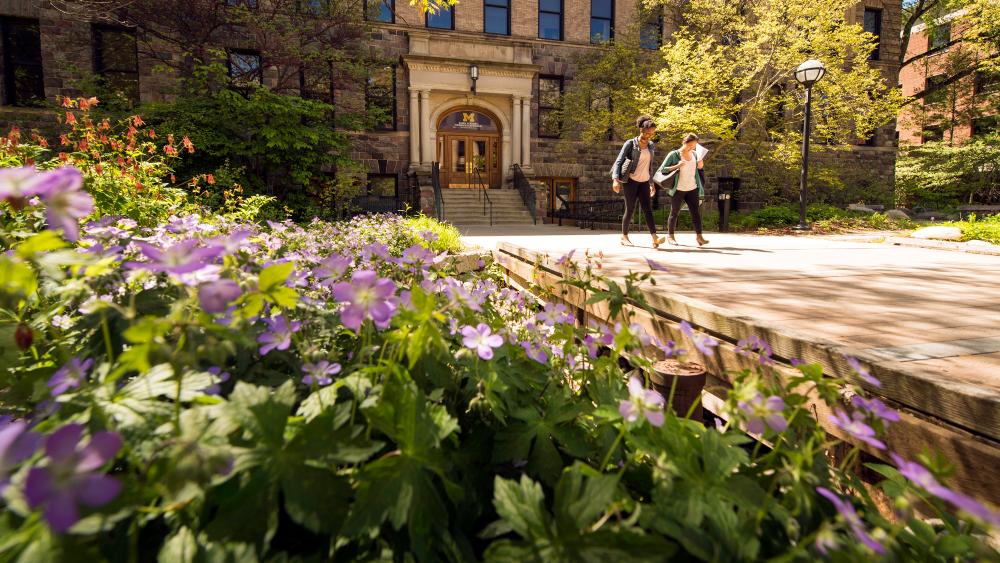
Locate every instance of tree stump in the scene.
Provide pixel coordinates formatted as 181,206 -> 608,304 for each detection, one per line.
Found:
649,359 -> 707,421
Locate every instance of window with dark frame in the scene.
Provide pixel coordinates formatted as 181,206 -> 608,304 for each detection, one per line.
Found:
928,22 -> 951,51
224,0 -> 259,8
426,5 -> 454,29
972,116 -> 998,137
975,70 -> 1000,95
924,74 -> 948,105
640,14 -> 662,49
297,0 -> 330,15
921,125 -> 945,143
367,174 -> 398,197
1,17 -> 45,107
366,65 -> 396,131
93,25 -> 139,106
538,0 -> 562,41
299,64 -> 334,106
538,76 -> 563,138
863,8 -> 882,61
364,0 -> 395,22
484,0 -> 510,35
227,50 -> 262,89
590,0 -> 613,44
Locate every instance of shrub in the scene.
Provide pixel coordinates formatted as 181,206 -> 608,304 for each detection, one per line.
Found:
949,213 -> 1000,244
1,167 -> 998,561
895,134 -> 1000,209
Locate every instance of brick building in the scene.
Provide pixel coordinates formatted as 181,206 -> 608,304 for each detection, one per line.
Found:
0,0 -> 901,222
897,9 -> 1000,145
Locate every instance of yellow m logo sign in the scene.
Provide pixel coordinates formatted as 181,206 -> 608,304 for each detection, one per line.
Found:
462,112 -> 476,123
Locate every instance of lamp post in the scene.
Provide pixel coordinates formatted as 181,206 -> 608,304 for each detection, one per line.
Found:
469,64 -> 479,95
793,59 -> 826,231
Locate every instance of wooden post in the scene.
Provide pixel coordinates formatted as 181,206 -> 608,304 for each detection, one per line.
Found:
649,359 -> 707,421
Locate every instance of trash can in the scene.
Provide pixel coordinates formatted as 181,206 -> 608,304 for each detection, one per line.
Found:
717,177 -> 741,233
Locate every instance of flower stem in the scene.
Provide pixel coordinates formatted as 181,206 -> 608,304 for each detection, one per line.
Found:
600,424 -> 627,470
100,313 -> 115,361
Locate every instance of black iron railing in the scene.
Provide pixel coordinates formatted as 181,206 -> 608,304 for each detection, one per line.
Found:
431,162 -> 444,221
549,199 -> 624,229
473,167 -> 493,226
511,164 -> 537,225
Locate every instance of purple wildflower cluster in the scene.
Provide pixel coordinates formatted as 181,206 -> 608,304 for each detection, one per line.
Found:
0,166 -> 93,241
816,487 -> 885,554
738,393 -> 788,435
619,376 -> 666,427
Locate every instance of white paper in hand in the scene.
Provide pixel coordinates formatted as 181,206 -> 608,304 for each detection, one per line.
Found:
695,143 -> 709,161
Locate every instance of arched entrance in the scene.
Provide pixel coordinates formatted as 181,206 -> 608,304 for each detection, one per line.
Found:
436,108 -> 502,188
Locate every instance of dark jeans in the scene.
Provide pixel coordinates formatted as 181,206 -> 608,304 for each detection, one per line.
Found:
622,179 -> 657,236
668,189 -> 703,236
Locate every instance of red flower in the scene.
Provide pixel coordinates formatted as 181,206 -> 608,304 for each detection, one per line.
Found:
65,112 -> 77,125
132,115 -> 144,127
58,153 -> 69,162
182,136 -> 195,153
207,174 -> 215,185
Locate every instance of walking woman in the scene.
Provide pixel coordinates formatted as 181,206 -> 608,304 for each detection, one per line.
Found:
611,115 -> 665,248
658,133 -> 709,246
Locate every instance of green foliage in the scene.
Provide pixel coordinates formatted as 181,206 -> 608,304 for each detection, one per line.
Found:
948,213 -> 1000,244
142,85 -> 363,221
896,134 -> 1000,208
402,215 -> 463,253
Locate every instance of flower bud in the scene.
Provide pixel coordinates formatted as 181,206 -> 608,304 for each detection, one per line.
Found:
14,323 -> 33,350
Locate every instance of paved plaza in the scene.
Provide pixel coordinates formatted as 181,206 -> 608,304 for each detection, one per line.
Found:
464,224 -> 1000,428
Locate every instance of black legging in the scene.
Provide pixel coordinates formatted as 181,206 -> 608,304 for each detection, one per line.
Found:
622,179 -> 657,236
668,189 -> 703,236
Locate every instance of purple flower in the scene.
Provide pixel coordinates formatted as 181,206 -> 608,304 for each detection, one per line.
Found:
521,341 -> 549,364
536,302 -> 574,326
0,418 -> 42,492
401,244 -> 435,268
890,453 -> 1000,527
47,357 -> 94,397
646,258 -> 669,272
619,376 -> 665,427
315,254 -> 351,285
0,167 -> 53,209
851,396 -> 900,425
830,409 -> 886,450
257,315 -> 301,355
845,356 -> 881,388
420,230 -> 439,243
555,249 -> 575,266
738,393 -> 787,435
654,338 -> 686,358
126,240 -> 223,274
331,270 -> 398,331
198,279 -> 242,314
25,424 -> 123,533
816,487 -> 884,554
736,335 -> 774,365
37,168 -> 93,242
301,361 -> 341,386
680,321 -> 719,357
461,324 -> 504,360
203,367 -> 231,396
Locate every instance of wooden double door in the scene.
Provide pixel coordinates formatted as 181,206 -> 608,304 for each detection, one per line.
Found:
438,134 -> 501,189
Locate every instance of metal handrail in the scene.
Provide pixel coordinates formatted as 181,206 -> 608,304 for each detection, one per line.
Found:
473,167 -> 493,226
511,164 -> 537,225
431,162 -> 444,221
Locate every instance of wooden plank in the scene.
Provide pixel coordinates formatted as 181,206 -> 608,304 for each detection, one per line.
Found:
494,244 -> 1000,506
496,243 -> 1000,443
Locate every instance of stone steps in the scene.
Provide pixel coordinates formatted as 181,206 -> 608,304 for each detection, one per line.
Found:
440,189 -> 534,226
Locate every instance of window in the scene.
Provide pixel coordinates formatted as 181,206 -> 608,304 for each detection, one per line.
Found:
426,5 -> 454,29
929,22 -> 951,51
299,64 -> 334,105
538,0 -> 562,41
298,0 -> 329,15
225,0 -> 258,8
365,0 -> 394,22
538,76 -> 563,138
93,25 -> 139,105
367,65 -> 396,130
921,125 -> 945,143
863,8 -> 882,61
975,70 -> 1000,95
972,116 -> 998,137
367,174 -> 398,197
1,17 -> 44,107
227,50 -> 262,89
484,0 -> 510,35
640,15 -> 662,50
590,0 -> 613,44
924,74 -> 948,105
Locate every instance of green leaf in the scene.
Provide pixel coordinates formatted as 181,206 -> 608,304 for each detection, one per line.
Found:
15,231 -> 68,258
158,527 -> 198,563
342,455 -> 448,537
123,317 -> 171,344
265,286 -> 299,309
0,256 -> 38,298
281,465 -> 351,534
224,381 -> 296,448
364,372 -> 458,456
492,475 -> 550,540
258,262 -> 294,292
553,463 -> 620,533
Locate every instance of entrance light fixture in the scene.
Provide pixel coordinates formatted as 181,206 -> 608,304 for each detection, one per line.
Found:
470,64 -> 479,94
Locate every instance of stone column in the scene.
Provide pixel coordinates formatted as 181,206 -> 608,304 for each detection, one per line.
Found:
512,96 -> 522,167
419,90 -> 432,165
521,96 -> 532,167
409,89 -> 421,166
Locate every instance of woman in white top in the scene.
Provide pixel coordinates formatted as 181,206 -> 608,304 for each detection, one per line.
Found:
657,133 -> 709,246
611,115 -> 665,248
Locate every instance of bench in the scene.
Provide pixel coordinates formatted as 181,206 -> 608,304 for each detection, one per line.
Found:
956,205 -> 1000,220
